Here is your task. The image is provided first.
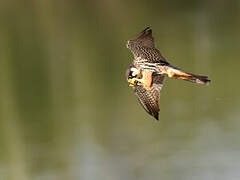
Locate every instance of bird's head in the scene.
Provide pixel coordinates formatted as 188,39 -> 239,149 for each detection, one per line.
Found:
125,65 -> 141,86
125,65 -> 139,80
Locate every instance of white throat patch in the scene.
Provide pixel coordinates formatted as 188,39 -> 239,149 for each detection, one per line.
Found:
130,67 -> 140,76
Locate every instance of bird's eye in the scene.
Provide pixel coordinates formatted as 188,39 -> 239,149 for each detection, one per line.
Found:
130,75 -> 136,79
128,71 -> 135,79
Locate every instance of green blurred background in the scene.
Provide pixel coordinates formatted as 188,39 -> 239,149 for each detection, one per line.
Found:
1,0 -> 240,180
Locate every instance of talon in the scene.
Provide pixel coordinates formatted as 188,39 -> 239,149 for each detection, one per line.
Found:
128,78 -> 137,87
132,78 -> 144,84
128,78 -> 136,84
128,77 -> 144,87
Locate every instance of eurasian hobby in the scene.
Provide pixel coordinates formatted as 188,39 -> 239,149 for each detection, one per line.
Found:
126,27 -> 210,120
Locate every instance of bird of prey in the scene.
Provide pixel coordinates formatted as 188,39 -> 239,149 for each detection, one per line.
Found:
126,27 -> 210,120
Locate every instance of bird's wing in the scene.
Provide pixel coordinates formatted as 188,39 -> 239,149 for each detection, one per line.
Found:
129,27 -> 155,48
133,74 -> 165,120
127,27 -> 167,67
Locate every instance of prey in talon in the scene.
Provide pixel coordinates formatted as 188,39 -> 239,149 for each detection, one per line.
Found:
125,27 -> 211,120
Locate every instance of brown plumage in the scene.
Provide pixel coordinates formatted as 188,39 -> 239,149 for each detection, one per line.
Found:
126,27 -> 210,120
133,75 -> 164,120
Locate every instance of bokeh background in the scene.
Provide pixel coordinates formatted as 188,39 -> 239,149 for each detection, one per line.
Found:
1,0 -> 240,180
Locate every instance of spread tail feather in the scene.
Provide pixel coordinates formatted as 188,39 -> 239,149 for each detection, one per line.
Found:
165,65 -> 210,84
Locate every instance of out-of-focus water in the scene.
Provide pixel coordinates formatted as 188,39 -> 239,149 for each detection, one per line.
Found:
0,1 -> 240,180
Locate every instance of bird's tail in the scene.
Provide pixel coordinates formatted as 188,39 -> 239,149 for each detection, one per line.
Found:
164,65 -> 210,84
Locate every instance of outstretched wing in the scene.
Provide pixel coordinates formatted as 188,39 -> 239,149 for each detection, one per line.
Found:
133,74 -> 165,120
129,27 -> 155,48
127,27 -> 167,69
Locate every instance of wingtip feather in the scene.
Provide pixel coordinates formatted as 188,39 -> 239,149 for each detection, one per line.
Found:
143,26 -> 152,35
153,112 -> 159,120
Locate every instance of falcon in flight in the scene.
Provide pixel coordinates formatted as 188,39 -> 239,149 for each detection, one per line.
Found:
126,27 -> 210,120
